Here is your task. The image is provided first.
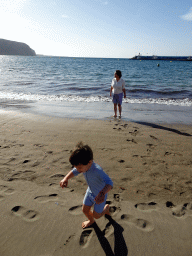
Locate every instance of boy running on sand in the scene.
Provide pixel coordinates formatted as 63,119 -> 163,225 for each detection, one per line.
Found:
60,142 -> 113,229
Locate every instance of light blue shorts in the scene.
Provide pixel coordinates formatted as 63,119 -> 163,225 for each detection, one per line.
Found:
113,93 -> 123,105
83,189 -> 107,214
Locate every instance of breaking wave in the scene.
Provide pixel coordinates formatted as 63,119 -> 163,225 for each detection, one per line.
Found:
0,91 -> 191,106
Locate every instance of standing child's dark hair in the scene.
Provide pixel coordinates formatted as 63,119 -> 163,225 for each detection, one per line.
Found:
69,142 -> 93,166
115,70 -> 122,78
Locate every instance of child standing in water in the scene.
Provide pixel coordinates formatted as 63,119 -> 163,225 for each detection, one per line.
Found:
110,70 -> 126,118
60,142 -> 113,229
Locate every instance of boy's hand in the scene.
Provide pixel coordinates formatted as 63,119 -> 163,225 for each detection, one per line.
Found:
94,192 -> 105,204
60,178 -> 68,188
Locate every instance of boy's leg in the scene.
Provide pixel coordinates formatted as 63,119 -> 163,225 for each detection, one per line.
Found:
93,204 -> 110,219
82,204 -> 95,228
92,194 -> 110,219
82,190 -> 95,228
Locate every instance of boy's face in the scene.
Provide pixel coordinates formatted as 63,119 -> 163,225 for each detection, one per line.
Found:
74,161 -> 92,173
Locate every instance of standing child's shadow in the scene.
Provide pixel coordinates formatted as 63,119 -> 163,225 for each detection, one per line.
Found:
90,215 -> 128,256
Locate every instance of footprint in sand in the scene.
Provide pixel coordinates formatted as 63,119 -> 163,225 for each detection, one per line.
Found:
0,185 -> 7,191
0,195 -> 4,201
106,197 -> 121,216
31,161 -> 41,167
118,159 -> 125,163
8,170 -> 36,181
121,214 -> 154,232
113,193 -> 121,202
109,205 -> 121,216
34,194 -> 59,203
129,129 -> 139,136
172,206 -> 186,217
64,234 -> 76,246
23,159 -> 30,164
79,229 -> 93,248
118,187 -> 126,193
150,135 -> 158,140
146,143 -> 156,149
50,174 -> 64,179
33,143 -> 45,148
11,206 -> 39,221
135,202 -> 157,211
166,201 -> 192,217
102,222 -> 114,238
184,202 -> 192,211
166,201 -> 175,208
166,201 -> 185,217
0,185 -> 15,194
4,188 -> 15,194
68,205 -> 83,215
49,182 -> 74,192
127,138 -> 137,144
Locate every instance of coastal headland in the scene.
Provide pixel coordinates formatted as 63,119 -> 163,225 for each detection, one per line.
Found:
0,39 -> 36,56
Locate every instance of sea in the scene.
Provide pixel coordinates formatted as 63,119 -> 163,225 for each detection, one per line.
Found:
0,55 -> 192,124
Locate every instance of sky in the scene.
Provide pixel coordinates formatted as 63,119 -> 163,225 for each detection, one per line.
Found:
0,0 -> 192,58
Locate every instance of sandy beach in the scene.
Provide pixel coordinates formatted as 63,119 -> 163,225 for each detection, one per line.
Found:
0,110 -> 191,256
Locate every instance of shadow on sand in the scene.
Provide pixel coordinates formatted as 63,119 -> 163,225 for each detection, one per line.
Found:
135,121 -> 192,137
90,215 -> 128,256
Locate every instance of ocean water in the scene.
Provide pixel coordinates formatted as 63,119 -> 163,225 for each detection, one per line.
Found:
0,55 -> 192,124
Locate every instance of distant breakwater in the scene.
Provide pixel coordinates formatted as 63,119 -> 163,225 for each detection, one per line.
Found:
131,55 -> 192,61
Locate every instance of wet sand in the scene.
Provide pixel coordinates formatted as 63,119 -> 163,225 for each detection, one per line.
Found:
0,110 -> 191,256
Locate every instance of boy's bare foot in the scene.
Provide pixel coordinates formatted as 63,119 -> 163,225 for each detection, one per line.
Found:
82,219 -> 95,229
104,204 -> 111,216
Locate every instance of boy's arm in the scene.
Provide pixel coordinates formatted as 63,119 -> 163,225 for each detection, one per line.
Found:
100,184 -> 113,195
94,167 -> 113,204
94,184 -> 113,204
60,170 -> 74,188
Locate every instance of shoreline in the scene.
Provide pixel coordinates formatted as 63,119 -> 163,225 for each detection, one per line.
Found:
1,98 -> 192,125
0,110 -> 191,255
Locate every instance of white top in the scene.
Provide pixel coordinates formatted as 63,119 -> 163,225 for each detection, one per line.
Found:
111,78 -> 125,94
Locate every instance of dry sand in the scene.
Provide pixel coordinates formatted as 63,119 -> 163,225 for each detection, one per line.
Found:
0,110 -> 192,256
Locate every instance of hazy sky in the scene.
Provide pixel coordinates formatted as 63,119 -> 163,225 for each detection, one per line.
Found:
1,0 -> 192,58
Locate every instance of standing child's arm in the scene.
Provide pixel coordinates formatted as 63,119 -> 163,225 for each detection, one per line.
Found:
122,88 -> 126,98
110,86 -> 113,97
60,171 -> 74,188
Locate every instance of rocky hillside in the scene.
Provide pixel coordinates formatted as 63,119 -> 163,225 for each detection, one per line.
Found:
0,39 -> 36,56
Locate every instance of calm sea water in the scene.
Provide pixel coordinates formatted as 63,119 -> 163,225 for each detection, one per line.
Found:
0,55 -> 192,123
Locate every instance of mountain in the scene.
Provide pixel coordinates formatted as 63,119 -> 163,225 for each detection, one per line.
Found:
0,39 -> 36,56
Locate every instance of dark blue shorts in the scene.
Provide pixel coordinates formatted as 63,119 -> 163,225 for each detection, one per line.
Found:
113,93 -> 123,105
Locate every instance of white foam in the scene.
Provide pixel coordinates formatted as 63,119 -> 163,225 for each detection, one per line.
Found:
0,91 -> 191,107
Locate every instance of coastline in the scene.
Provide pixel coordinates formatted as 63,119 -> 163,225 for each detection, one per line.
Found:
1,98 -> 192,125
0,110 -> 191,255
